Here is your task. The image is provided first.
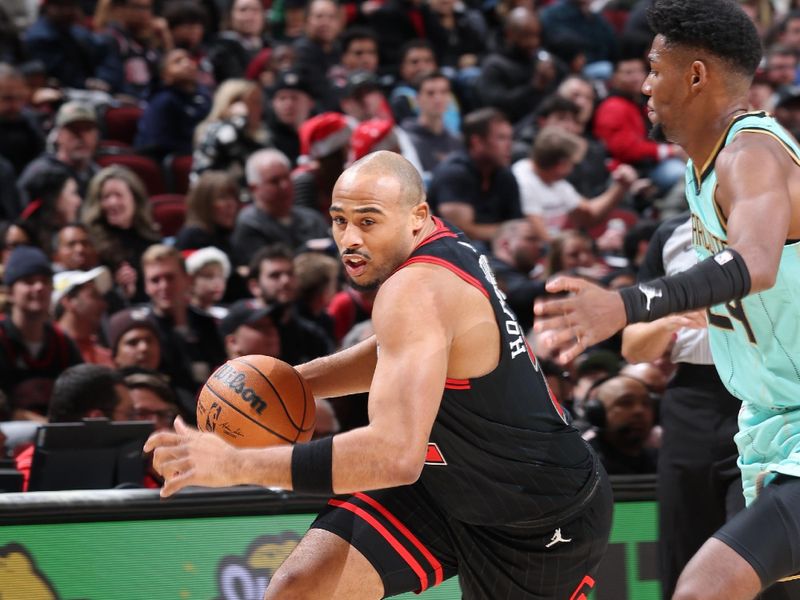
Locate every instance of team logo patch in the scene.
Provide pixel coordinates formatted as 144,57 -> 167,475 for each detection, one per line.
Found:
424,443 -> 447,466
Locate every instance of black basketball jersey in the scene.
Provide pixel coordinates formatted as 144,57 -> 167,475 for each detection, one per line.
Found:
396,219 -> 598,527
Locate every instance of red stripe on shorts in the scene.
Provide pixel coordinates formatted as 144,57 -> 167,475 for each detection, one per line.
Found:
328,498 -> 430,591
354,492 -> 444,587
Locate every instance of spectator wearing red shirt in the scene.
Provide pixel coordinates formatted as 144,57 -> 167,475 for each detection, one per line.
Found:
593,53 -> 685,195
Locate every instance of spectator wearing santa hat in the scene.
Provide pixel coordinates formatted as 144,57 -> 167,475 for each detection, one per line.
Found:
349,119 -> 399,164
339,71 -> 425,176
232,148 -> 331,264
292,112 -> 352,216
185,246 -> 231,320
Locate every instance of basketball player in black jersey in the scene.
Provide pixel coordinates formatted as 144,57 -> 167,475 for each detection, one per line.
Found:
145,151 -> 612,599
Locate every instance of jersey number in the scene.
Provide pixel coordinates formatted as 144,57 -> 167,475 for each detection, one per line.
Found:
706,299 -> 757,344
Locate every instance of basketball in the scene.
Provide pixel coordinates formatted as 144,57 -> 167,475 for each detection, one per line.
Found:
197,355 -> 316,448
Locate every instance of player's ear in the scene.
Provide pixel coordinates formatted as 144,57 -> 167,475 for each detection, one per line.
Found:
411,200 -> 430,231
689,60 -> 707,91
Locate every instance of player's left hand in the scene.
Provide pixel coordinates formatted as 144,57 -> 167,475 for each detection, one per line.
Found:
533,276 -> 627,364
144,417 -> 241,497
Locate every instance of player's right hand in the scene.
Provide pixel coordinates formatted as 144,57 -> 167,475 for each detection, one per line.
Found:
533,276 -> 627,364
144,417 -> 242,497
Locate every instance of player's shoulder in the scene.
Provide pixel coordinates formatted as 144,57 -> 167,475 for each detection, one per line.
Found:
377,260 -> 472,317
717,130 -> 793,175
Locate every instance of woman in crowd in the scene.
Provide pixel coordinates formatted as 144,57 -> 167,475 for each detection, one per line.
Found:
174,170 -> 240,254
192,79 -> 270,185
83,165 -> 161,302
175,170 -> 248,301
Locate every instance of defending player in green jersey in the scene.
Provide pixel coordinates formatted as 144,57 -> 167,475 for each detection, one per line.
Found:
534,1 -> 800,599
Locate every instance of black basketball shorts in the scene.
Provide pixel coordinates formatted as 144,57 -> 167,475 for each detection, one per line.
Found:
311,476 -> 613,599
714,475 -> 800,588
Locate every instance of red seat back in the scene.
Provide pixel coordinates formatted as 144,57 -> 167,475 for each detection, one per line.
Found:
149,194 -> 187,237
103,106 -> 144,146
96,153 -> 166,196
164,154 -> 193,194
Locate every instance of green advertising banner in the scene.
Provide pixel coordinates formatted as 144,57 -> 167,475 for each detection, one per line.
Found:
0,502 -> 660,600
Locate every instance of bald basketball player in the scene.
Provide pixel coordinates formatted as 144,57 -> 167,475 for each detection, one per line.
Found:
145,151 -> 611,599
534,1 -> 800,599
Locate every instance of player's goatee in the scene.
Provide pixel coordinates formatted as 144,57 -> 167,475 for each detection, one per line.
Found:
649,123 -> 668,143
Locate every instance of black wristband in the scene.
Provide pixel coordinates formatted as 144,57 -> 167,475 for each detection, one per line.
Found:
291,435 -> 334,495
619,248 -> 752,323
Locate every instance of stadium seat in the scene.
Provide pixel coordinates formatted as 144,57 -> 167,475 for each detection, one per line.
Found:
96,153 -> 166,196
149,194 -> 187,237
163,154 -> 193,194
102,105 -> 144,146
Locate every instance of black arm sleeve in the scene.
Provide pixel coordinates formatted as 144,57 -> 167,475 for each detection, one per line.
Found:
619,248 -> 752,323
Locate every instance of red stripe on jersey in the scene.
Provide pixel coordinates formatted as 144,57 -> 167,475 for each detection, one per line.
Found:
569,575 -> 596,600
444,377 -> 471,390
328,498 -> 430,591
354,492 -> 445,587
398,256 -> 489,299
523,339 -> 566,421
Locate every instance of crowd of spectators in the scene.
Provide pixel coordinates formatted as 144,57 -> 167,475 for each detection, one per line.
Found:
1,0 -> 800,491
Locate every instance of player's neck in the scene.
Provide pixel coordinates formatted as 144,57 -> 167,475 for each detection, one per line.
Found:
413,216 -> 439,246
684,103 -> 749,168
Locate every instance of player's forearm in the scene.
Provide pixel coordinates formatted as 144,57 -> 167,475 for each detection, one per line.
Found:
621,320 -> 676,363
296,336 -> 377,398
329,426 -> 425,493
237,445 -> 294,489
619,249 -> 751,323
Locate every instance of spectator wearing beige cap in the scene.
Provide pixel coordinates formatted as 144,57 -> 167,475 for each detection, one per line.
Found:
17,100 -> 100,202
52,266 -> 114,367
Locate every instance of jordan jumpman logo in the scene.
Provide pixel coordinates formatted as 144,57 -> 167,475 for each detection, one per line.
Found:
545,528 -> 572,548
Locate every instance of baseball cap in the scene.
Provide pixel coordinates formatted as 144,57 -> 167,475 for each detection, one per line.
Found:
52,266 -> 112,308
270,69 -> 313,97
219,300 -> 281,337
55,101 -> 98,128
341,71 -> 381,99
107,307 -> 160,355
3,246 -> 53,287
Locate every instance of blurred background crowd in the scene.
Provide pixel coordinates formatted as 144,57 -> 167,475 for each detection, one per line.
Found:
0,0 -> 799,495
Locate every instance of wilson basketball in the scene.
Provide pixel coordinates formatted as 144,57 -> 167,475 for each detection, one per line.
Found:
197,355 -> 316,448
